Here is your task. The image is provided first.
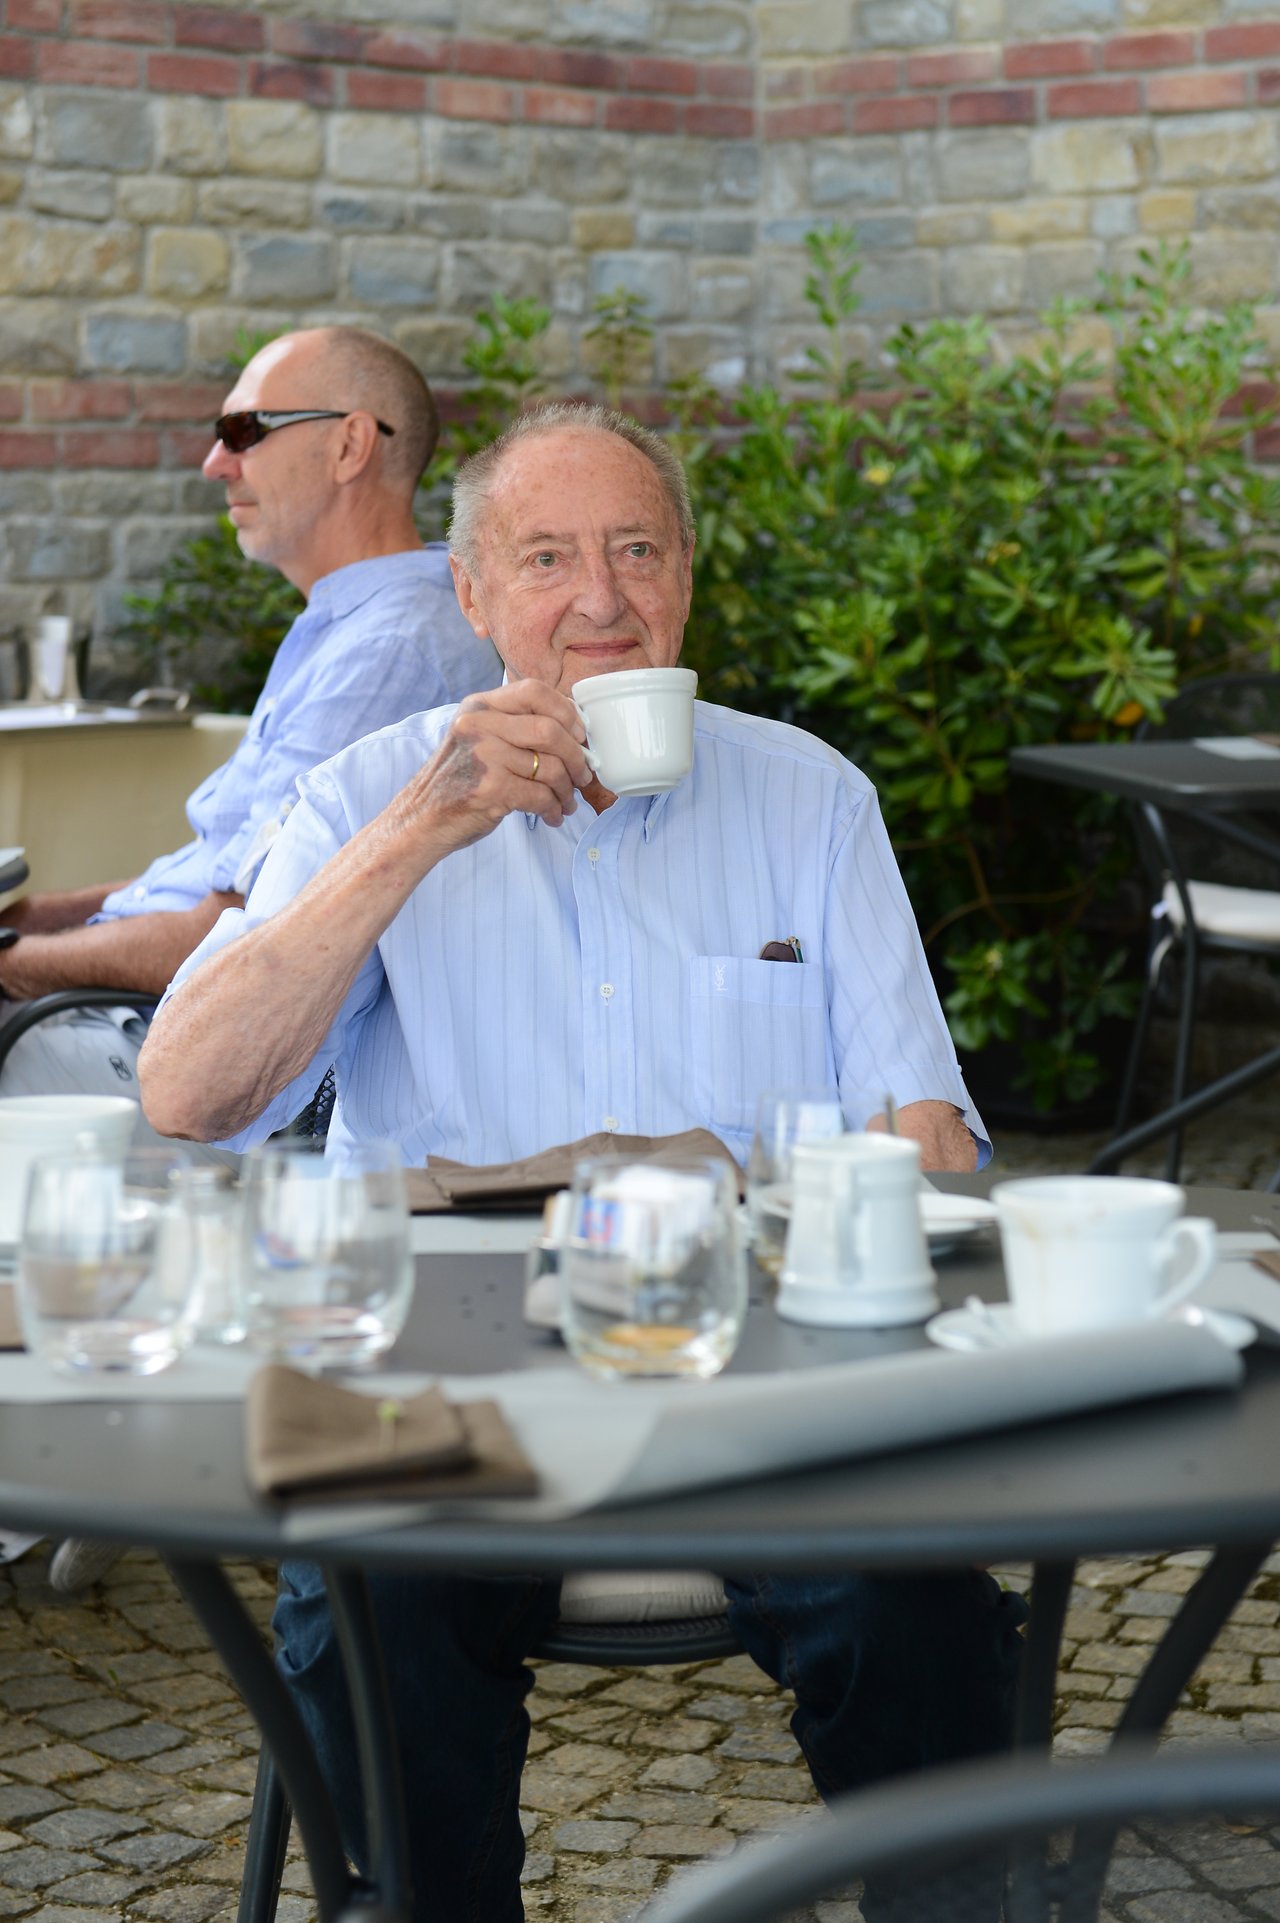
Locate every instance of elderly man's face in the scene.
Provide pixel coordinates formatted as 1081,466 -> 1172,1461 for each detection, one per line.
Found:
452,427 -> 693,693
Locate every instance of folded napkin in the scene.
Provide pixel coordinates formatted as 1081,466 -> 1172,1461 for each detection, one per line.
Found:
405,1129 -> 745,1214
246,1365 -> 538,1502
0,1283 -> 23,1351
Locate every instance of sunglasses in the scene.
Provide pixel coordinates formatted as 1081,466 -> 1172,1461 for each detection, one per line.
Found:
214,409 -> 396,453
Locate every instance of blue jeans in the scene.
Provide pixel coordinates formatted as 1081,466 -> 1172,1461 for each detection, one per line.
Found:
274,1564 -> 1027,1923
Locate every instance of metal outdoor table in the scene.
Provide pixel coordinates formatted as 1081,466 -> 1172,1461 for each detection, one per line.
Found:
1011,739 -> 1280,1173
0,1177 -> 1278,1923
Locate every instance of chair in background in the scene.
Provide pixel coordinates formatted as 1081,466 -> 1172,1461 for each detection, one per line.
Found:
638,1742 -> 1280,1923
0,988 -> 158,1078
1110,671 -> 1280,1181
236,1574 -> 739,1923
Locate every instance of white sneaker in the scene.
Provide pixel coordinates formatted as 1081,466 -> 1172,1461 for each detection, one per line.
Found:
48,1538 -> 124,1594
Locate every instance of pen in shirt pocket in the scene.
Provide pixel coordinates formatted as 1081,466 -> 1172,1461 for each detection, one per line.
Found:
759,937 -> 804,963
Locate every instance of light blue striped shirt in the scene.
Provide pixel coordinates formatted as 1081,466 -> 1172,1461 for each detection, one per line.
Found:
98,546 -> 501,919
169,700 -> 988,1166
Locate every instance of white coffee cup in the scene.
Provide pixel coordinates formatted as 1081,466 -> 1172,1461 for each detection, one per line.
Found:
573,666 -> 697,797
0,1095 -> 139,1243
778,1133 -> 938,1328
991,1175 -> 1217,1337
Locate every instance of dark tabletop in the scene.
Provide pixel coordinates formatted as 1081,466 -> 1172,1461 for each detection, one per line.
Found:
1010,741 -> 1280,812
1,1179 -> 1279,1575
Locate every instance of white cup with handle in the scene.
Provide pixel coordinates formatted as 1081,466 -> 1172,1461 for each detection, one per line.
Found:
991,1175 -> 1217,1337
572,666 -> 697,797
778,1132 -> 938,1327
0,1095 -> 139,1244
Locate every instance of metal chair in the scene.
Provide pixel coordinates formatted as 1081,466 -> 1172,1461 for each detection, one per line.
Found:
0,988 -> 158,1076
236,1589 -> 741,1923
638,1741 -> 1280,1923
1110,671 -> 1280,1180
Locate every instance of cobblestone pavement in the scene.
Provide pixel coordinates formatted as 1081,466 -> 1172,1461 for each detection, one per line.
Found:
2,1062 -> 1280,1923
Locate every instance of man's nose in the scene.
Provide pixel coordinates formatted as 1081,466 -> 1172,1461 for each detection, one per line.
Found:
202,437 -> 236,482
571,552 -> 628,624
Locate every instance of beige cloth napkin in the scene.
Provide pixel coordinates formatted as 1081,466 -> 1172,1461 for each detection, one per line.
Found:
405,1128 -> 745,1214
246,1364 -> 538,1502
0,1283 -> 23,1351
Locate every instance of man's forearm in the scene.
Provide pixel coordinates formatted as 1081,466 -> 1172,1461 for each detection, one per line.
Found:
868,1100 -> 978,1173
0,882 -> 130,934
0,893 -> 242,1000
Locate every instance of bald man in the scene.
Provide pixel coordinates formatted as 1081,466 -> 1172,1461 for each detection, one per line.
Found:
0,326 -> 501,1108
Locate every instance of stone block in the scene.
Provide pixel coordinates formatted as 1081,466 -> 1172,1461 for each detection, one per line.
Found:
84,310 -> 187,372
533,132 -> 630,204
178,471 -> 224,510
809,138 -> 902,206
39,91 -> 151,170
0,214 -> 28,293
148,228 -> 229,299
1200,189 -> 1280,233
845,250 -> 938,316
936,130 -> 1031,201
328,112 -> 420,188
956,0 -> 1005,32
316,190 -> 406,232
234,234 -> 336,302
990,197 -> 1089,242
117,177 -> 195,222
756,0 -> 852,55
0,171 -> 22,204
121,518 -> 214,577
1026,240 -> 1106,304
915,207 -> 990,244
589,251 -> 687,320
700,213 -> 755,254
392,316 -> 475,380
1090,195 -> 1137,237
56,474 -> 175,515
556,0 -> 655,44
573,208 -> 637,250
8,520 -> 111,580
715,140 -> 760,204
491,202 -> 569,245
410,195 -> 490,239
28,169 -> 114,221
1016,0 -> 1117,25
854,214 -> 916,248
448,240 -> 553,308
663,5 -> 749,54
1185,232 -> 1279,304
861,0 -> 954,41
1031,123 -> 1146,193
225,101 -> 322,178
155,97 -> 223,176
429,122 -> 530,196
692,264 -> 756,321
630,139 -> 717,209
0,85 -> 34,160
945,244 -> 1025,311
0,476 -> 52,512
197,180 -> 311,227
1121,0 -> 1207,20
1156,112 -> 1278,185
22,222 -> 141,297
344,237 -> 440,305
0,299 -> 78,372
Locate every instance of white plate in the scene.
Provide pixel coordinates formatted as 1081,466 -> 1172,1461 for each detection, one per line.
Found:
739,1189 -> 997,1255
926,1300 -> 1255,1354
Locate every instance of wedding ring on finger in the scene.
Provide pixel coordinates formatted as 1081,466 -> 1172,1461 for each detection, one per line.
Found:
530,750 -> 540,781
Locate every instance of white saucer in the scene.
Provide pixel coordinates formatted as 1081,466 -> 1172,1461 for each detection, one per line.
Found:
926,1301 -> 1256,1353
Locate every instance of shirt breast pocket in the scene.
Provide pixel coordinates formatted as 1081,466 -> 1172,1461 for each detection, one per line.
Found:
689,956 -> 832,1147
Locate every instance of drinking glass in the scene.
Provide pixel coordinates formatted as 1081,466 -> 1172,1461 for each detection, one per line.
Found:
240,1139 -> 413,1371
745,1087 -> 845,1280
560,1153 -> 747,1380
176,1165 -> 247,1345
19,1146 -> 200,1375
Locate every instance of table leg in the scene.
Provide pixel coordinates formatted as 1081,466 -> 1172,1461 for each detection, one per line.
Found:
165,1557 -> 354,1923
1006,1563 -> 1075,1923
323,1565 -> 413,1923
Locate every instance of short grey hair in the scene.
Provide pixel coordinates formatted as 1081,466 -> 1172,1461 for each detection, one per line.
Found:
448,402 -> 695,574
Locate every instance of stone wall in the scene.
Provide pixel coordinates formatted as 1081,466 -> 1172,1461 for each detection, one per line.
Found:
0,0 -> 1277,679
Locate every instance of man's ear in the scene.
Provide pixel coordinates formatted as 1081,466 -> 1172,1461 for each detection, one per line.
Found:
333,412 -> 382,486
449,552 -> 494,641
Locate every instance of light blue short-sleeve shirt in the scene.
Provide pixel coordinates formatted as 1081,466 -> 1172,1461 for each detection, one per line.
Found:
168,700 -> 988,1167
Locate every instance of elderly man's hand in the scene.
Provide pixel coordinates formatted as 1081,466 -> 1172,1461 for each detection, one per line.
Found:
391,681 -> 595,856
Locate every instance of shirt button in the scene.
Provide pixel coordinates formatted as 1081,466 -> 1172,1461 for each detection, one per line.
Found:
587,847 -> 601,864
600,982 -> 614,1000
133,886 -> 146,900
603,1115 -> 619,1132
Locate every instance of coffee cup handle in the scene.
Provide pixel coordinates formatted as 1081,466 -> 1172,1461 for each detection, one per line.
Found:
571,701 -> 601,777
1151,1216 -> 1217,1317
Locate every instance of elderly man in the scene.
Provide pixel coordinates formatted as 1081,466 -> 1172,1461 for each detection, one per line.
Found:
0,325 -> 501,1112
141,405 -> 1024,1923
